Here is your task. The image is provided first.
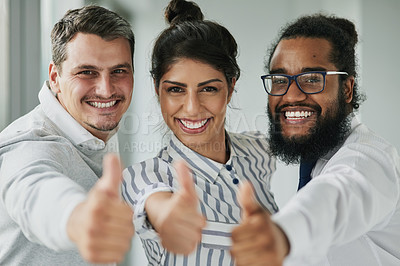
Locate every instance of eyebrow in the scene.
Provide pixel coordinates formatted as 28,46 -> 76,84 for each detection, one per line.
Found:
162,80 -> 186,87
270,67 -> 328,74
268,68 -> 283,74
113,63 -> 133,70
72,65 -> 100,72
198,78 -> 223,87
302,67 -> 327,72
162,78 -> 223,87
72,63 -> 132,72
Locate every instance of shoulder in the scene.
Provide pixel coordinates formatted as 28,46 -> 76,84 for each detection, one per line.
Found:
122,153 -> 178,202
229,131 -> 268,140
123,153 -> 176,180
324,123 -> 400,176
349,123 -> 396,149
0,108 -> 77,169
341,123 -> 398,160
0,105 -> 66,147
228,131 -> 271,152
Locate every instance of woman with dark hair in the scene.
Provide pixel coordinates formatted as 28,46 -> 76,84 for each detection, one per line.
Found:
122,0 -> 277,264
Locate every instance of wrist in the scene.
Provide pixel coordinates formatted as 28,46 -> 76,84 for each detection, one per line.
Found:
274,222 -> 290,258
145,192 -> 173,231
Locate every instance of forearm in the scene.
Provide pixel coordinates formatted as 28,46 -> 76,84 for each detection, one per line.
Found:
273,169 -> 398,262
2,169 -> 86,250
145,191 -> 174,232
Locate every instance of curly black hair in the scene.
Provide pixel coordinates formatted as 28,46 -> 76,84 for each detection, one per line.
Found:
266,13 -> 365,109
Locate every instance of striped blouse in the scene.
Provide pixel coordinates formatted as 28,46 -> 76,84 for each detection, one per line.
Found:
122,131 -> 278,266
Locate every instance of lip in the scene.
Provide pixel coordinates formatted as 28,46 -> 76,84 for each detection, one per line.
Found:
280,107 -> 317,124
85,99 -> 121,111
176,118 -> 211,134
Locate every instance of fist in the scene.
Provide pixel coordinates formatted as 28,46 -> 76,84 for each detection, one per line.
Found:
67,153 -> 135,263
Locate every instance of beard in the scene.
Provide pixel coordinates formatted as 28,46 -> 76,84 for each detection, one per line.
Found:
85,114 -> 120,132
267,89 -> 352,164
88,121 -> 119,132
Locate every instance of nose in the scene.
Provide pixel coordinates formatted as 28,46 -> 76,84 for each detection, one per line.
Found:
96,75 -> 115,98
282,80 -> 307,102
183,91 -> 201,115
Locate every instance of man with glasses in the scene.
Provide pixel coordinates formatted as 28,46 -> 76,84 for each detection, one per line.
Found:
231,14 -> 400,266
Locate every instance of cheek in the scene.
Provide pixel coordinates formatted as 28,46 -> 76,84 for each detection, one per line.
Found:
314,91 -> 340,117
60,80 -> 87,101
210,99 -> 228,119
267,97 -> 279,113
120,78 -> 134,94
122,87 -> 133,106
160,97 -> 178,119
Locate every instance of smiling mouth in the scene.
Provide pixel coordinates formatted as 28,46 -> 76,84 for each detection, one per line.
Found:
285,110 -> 314,120
87,100 -> 118,109
179,118 -> 210,129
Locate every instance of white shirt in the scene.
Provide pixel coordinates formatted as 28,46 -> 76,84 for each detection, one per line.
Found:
122,132 -> 277,266
273,117 -> 400,266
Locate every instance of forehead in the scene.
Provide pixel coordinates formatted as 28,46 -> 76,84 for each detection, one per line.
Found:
163,58 -> 225,81
63,33 -> 132,68
270,37 -> 336,73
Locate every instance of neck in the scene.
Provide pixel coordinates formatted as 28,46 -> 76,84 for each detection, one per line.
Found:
92,128 -> 117,143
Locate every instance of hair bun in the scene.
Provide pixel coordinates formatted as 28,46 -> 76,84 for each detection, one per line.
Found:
165,0 -> 204,25
331,17 -> 358,47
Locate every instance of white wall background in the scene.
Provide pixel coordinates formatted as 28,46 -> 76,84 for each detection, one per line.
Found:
2,1 -> 400,265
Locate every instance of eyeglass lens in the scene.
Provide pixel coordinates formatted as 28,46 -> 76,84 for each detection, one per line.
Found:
264,72 -> 324,95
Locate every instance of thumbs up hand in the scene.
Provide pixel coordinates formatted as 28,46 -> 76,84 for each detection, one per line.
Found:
145,160 -> 206,255
67,153 -> 134,264
238,180 -> 264,220
230,181 -> 289,266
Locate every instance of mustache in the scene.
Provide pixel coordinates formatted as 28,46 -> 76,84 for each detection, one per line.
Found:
276,103 -> 322,114
81,94 -> 125,102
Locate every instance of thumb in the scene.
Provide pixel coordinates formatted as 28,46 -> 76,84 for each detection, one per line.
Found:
238,181 -> 262,220
97,153 -> 123,198
174,160 -> 197,201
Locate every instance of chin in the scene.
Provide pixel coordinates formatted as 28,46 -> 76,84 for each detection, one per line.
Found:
89,121 -> 119,132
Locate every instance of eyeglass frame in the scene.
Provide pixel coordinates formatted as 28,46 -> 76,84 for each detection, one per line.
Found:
260,71 -> 348,96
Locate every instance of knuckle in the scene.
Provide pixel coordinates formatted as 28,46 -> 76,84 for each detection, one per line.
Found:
231,230 -> 238,241
86,226 -> 99,239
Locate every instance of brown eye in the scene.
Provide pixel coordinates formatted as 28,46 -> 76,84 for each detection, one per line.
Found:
167,87 -> 184,93
76,70 -> 97,79
113,69 -> 127,74
201,86 -> 217,92
79,70 -> 94,75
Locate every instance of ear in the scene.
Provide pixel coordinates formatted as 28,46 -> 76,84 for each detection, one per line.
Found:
49,62 -> 61,94
343,76 -> 355,104
227,78 -> 236,103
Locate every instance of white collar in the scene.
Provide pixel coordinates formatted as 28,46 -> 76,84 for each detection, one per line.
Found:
165,132 -> 246,184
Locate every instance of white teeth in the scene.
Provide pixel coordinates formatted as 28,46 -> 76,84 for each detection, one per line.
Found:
180,119 -> 208,129
88,100 -> 117,108
285,110 -> 313,119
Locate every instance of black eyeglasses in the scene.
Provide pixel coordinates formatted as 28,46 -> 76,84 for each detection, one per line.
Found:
261,71 -> 348,96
